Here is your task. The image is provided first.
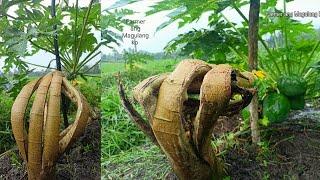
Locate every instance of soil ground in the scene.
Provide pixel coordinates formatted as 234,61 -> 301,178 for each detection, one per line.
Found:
224,118 -> 320,179
0,119 -> 101,180
104,113 -> 320,180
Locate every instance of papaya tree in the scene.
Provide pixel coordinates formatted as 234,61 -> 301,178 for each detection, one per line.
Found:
1,0 -> 101,128
0,0 -> 101,81
248,0 -> 261,143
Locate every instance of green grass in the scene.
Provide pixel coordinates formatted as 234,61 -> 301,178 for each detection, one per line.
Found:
101,62 -> 125,74
101,59 -> 179,75
101,59 -> 180,178
101,142 -> 171,179
0,91 -> 14,154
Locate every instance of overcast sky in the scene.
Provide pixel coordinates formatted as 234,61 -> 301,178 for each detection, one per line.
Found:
103,0 -> 320,54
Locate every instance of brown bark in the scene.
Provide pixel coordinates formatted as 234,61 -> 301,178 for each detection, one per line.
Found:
248,0 -> 260,71
117,76 -> 159,146
248,0 -> 261,143
119,60 -> 255,179
11,71 -> 92,179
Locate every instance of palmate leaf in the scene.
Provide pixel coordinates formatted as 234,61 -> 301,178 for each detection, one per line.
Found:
260,0 -> 277,11
147,0 -> 239,32
1,27 -> 29,56
165,19 -> 247,65
102,8 -> 134,49
102,10 -> 133,31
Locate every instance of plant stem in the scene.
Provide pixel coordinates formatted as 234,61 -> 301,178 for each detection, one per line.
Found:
228,46 -> 247,62
248,0 -> 261,144
83,60 -> 101,74
301,40 -> 320,74
74,0 -> 94,70
51,0 -> 61,71
283,0 -> 291,75
233,4 -> 282,75
73,0 -> 79,59
221,13 -> 248,44
79,42 -> 103,67
51,0 -> 69,127
20,60 -> 56,70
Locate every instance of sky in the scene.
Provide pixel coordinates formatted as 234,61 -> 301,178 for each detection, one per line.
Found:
0,0 -> 100,70
1,0 -> 320,69
103,0 -> 320,54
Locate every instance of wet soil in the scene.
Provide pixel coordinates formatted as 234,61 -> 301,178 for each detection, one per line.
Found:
0,119 -> 101,180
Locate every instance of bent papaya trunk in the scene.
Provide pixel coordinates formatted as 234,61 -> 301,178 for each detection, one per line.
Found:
119,60 -> 254,179
11,71 -> 92,180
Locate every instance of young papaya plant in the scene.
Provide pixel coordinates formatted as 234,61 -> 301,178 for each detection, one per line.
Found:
257,0 -> 320,110
0,0 -> 101,80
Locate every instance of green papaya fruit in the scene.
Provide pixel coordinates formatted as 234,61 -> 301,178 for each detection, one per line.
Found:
277,75 -> 307,97
263,93 -> 291,123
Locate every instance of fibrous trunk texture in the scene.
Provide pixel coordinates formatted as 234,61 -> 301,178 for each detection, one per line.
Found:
119,60 -> 254,180
11,71 -> 92,180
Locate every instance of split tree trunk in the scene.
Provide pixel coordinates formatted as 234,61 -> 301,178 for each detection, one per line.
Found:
119,60 -> 255,179
248,0 -> 261,143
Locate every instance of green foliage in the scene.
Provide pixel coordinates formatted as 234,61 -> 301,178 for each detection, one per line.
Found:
165,19 -> 247,66
145,0 -> 242,30
263,93 -> 291,123
78,77 -> 101,108
123,51 -> 154,70
101,59 -> 177,159
0,71 -> 29,98
143,0 -> 249,67
259,116 -> 270,127
0,0 -> 101,80
101,69 -> 154,156
101,8 -> 134,48
240,107 -> 250,131
253,72 -> 276,100
102,62 -> 125,74
139,0 -> 320,101
258,1 -> 320,103
101,143 -> 170,179
0,91 -> 14,153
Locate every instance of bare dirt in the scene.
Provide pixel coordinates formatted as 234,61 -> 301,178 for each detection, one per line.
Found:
0,119 -> 101,180
223,118 -> 320,179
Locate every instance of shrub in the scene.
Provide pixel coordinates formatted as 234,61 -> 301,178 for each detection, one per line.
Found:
0,91 -> 14,153
78,77 -> 101,108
